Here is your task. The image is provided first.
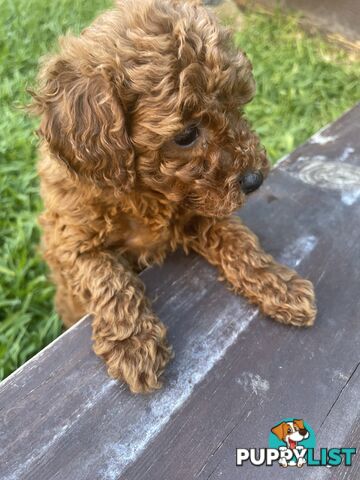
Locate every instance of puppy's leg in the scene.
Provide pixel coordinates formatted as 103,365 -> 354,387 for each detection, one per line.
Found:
55,280 -> 87,328
73,251 -> 172,393
184,216 -> 316,326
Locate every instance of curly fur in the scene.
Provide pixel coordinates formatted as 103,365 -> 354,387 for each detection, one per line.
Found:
31,0 -> 316,393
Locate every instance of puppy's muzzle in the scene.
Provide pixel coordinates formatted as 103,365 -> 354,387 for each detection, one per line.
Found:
239,171 -> 263,194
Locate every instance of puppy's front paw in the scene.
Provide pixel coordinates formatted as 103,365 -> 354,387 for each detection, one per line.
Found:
111,335 -> 173,394
94,319 -> 173,394
297,457 -> 306,468
276,276 -> 317,327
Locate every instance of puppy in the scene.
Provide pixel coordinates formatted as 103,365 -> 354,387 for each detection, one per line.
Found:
271,420 -> 309,450
31,0 -> 316,393
271,420 -> 309,467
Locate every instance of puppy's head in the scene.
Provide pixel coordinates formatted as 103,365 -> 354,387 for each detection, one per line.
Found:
32,0 -> 269,215
271,420 -> 309,446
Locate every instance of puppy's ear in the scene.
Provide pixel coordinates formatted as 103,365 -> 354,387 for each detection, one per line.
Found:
31,52 -> 135,190
271,422 -> 287,441
293,419 -> 305,430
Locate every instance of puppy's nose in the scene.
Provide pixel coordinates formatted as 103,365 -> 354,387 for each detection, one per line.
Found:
299,428 -> 308,436
239,171 -> 263,194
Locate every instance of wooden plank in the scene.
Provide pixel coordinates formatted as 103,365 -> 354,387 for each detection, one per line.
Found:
0,103 -> 359,479
314,364 -> 360,480
0,257 -> 260,480
123,105 -> 360,480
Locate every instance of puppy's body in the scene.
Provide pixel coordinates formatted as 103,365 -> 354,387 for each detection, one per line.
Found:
33,0 -> 316,393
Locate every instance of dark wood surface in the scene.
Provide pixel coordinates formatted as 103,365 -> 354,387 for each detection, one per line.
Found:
1,104 -> 359,479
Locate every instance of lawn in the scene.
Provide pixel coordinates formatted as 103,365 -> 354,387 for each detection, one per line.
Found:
0,0 -> 359,379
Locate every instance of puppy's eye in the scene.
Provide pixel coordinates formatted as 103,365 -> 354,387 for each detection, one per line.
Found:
288,429 -> 292,433
174,125 -> 199,147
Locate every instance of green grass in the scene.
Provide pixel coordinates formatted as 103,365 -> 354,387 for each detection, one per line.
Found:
0,1 -> 359,379
0,0 -> 113,379
235,10 -> 360,160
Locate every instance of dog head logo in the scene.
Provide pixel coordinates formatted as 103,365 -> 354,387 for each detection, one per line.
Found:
269,418 -> 315,467
271,419 -> 309,449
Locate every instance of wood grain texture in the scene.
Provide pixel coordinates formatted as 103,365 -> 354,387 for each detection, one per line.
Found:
0,103 -> 359,479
